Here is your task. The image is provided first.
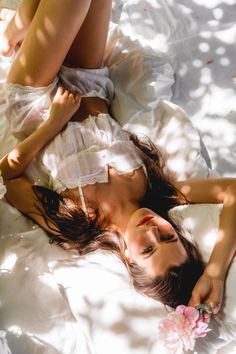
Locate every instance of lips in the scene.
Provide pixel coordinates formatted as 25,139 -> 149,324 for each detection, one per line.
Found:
137,216 -> 154,227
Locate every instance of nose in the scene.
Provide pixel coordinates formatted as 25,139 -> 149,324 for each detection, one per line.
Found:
146,226 -> 161,242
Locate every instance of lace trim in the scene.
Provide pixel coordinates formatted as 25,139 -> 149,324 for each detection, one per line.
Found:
53,164 -> 146,194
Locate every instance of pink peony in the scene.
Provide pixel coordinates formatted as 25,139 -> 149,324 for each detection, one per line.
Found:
158,305 -> 210,354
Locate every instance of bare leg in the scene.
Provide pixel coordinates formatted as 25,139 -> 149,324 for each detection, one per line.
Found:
64,0 -> 112,121
0,0 -> 40,57
7,0 -> 92,87
64,0 -> 112,69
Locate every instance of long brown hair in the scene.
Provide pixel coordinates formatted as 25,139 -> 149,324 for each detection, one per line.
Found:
31,133 -> 204,307
125,224 -> 204,308
32,133 -> 181,250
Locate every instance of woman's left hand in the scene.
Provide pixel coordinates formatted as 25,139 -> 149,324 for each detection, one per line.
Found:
188,271 -> 224,315
48,86 -> 81,130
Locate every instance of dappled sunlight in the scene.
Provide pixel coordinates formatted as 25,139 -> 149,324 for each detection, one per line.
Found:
112,0 -> 236,177
0,252 -> 17,273
18,53 -> 26,67
36,28 -> 47,46
117,0 -> 169,53
14,15 -> 24,31
215,46 -> 226,55
214,26 -> 236,44
206,261 -> 224,277
7,325 -> 23,337
199,42 -> 211,53
44,16 -> 56,36
78,293 -> 165,352
38,274 -> 58,290
191,0 -> 235,8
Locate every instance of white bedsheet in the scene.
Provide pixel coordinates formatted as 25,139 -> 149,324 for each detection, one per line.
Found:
0,1 -> 236,354
111,0 -> 236,176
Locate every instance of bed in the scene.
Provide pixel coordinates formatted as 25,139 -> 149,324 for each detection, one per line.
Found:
0,1 -> 236,353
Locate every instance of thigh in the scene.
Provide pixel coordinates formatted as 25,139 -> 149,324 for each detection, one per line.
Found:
7,0 -> 92,87
64,0 -> 112,69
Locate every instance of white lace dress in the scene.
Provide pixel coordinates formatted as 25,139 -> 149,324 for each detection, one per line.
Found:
4,66 -> 146,195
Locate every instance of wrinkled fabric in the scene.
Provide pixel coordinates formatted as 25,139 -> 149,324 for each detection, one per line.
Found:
0,331 -> 12,354
40,113 -> 145,193
4,66 -> 114,140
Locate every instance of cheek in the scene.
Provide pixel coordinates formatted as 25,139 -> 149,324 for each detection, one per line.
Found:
125,230 -> 146,255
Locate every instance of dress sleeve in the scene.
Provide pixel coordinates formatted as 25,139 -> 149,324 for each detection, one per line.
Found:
0,170 -> 7,199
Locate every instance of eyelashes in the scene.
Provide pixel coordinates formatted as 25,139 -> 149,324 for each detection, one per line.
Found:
142,234 -> 176,257
160,233 -> 175,242
143,245 -> 154,255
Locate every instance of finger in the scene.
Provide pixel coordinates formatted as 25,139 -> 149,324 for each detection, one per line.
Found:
68,93 -> 74,100
54,86 -> 64,98
75,93 -> 81,102
208,301 -> 222,315
63,89 -> 69,97
57,86 -> 64,94
202,312 -> 211,324
188,293 -> 201,308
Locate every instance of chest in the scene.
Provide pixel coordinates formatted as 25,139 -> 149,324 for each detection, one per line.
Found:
64,166 -> 146,206
89,166 -> 147,209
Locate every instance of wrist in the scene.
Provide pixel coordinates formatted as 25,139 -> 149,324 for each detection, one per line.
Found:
204,262 -> 227,281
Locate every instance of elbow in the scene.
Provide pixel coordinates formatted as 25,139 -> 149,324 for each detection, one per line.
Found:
1,151 -> 25,181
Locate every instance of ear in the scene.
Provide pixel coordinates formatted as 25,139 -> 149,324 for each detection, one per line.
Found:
124,248 -> 132,263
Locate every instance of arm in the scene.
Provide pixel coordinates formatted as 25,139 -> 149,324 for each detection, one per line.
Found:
0,87 -> 81,180
175,178 -> 236,313
1,87 -> 81,233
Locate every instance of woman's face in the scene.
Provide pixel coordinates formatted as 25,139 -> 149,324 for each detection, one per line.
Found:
124,208 -> 187,277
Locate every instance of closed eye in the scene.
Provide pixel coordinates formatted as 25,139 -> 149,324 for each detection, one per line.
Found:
160,234 -> 177,243
141,245 -> 156,258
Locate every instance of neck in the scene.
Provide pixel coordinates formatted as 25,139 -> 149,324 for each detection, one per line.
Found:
108,200 -> 139,236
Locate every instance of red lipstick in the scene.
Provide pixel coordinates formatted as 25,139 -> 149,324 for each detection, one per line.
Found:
137,216 -> 154,227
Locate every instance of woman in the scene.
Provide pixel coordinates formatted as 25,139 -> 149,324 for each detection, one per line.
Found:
0,0 -> 236,314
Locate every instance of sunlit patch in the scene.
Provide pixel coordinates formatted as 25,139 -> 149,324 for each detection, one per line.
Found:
215,27 -> 236,44
200,68 -> 212,85
215,46 -> 226,55
198,42 -> 210,53
213,7 -> 224,20
8,325 -> 22,337
225,193 -> 236,207
25,74 -> 33,85
36,28 -> 47,45
192,59 -> 203,68
0,253 -> 17,273
220,57 -> 230,66
206,261 -> 223,277
44,16 -> 56,35
189,86 -> 206,99
184,215 -> 197,230
38,274 -> 58,290
15,15 -> 24,31
19,54 -> 26,67
179,63 -> 188,77
200,31 -> 212,39
191,0 -> 234,7
208,20 -> 220,28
